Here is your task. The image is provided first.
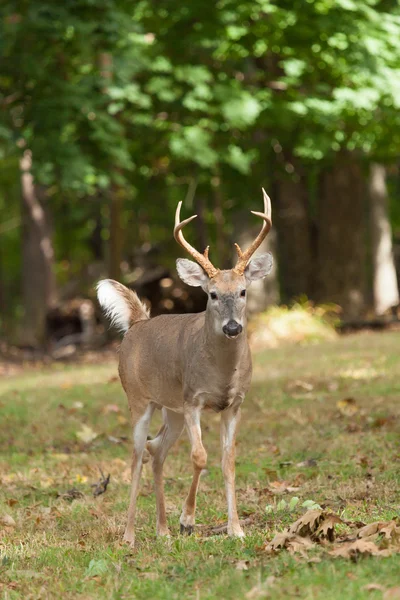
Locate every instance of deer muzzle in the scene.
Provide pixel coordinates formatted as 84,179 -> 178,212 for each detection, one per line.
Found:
222,320 -> 243,339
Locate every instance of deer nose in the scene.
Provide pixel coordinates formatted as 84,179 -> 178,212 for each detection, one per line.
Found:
223,320 -> 243,337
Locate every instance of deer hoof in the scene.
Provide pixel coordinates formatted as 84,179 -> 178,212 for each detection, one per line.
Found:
123,531 -> 135,548
180,523 -> 194,535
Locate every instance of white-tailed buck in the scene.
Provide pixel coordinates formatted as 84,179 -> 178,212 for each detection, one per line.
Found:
97,189 -> 273,546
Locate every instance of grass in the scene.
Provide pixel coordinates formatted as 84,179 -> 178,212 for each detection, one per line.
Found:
1,331 -> 400,599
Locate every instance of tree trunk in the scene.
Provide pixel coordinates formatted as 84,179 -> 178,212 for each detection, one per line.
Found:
317,157 -> 367,319
20,150 -> 57,346
369,163 -> 399,315
275,176 -> 313,301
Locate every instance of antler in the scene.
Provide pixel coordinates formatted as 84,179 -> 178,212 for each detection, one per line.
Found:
174,201 -> 219,278
233,188 -> 272,275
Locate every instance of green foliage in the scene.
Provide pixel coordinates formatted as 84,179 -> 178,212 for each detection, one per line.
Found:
1,0 -> 400,319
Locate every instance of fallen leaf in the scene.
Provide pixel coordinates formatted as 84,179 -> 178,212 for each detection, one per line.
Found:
57,488 -> 84,501
346,571 -> 357,580
329,539 -> 391,559
235,560 -> 250,571
384,588 -> 400,599
268,480 -> 300,494
102,403 -> 121,414
296,459 -> 318,468
108,435 -> 122,444
288,380 -> 314,392
363,583 -> 386,592
380,522 -> 400,541
1,514 -> 16,527
288,536 -> 314,556
289,510 -> 324,537
265,532 -> 314,556
76,425 -> 98,444
316,514 -> 344,542
263,467 -> 279,480
337,397 -> 359,417
265,532 -> 292,552
357,521 -> 400,541
52,453 -> 70,462
75,474 -> 88,484
117,415 -> 128,425
6,499 -> 18,507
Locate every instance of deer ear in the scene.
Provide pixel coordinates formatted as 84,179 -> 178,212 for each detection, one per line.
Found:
176,258 -> 209,287
244,253 -> 273,283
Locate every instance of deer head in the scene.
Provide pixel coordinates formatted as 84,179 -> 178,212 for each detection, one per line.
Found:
175,189 -> 273,339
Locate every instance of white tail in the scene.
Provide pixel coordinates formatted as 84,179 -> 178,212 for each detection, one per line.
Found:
96,279 -> 149,333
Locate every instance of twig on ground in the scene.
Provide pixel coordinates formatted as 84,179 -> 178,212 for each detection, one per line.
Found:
91,468 -> 111,497
57,488 -> 85,501
204,517 -> 254,535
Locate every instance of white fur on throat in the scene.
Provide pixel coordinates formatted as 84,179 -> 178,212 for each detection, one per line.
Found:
96,279 -> 150,333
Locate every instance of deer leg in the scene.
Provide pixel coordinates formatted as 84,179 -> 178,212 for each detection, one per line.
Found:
147,408 -> 184,537
123,402 -> 155,547
220,404 -> 244,538
180,405 -> 207,534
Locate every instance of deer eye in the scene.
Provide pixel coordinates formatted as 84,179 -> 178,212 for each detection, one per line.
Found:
240,290 -> 246,297
210,292 -> 218,300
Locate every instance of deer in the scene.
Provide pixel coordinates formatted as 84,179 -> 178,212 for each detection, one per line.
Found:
96,189 -> 273,547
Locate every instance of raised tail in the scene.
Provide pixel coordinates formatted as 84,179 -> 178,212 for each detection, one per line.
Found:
96,279 -> 150,333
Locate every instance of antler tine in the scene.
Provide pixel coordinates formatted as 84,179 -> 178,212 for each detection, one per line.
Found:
233,188 -> 272,275
174,201 -> 219,278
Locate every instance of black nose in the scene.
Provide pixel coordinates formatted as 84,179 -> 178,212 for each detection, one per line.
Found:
222,320 -> 243,337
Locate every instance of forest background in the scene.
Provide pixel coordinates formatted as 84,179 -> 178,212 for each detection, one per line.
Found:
1,0 -> 400,348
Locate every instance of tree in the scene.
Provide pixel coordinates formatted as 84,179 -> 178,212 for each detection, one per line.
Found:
20,150 -> 57,346
369,164 -> 399,315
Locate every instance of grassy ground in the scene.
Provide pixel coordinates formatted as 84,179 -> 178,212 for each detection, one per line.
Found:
1,331 -> 400,599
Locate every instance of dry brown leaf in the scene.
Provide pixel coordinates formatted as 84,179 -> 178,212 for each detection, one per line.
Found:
6,499 -> 18,507
1,514 -> 16,527
380,522 -> 400,541
268,480 -> 300,494
316,514 -> 344,542
329,539 -> 391,559
357,522 -> 382,538
296,459 -> 318,468
288,380 -> 314,392
363,583 -> 386,592
76,425 -> 98,444
289,510 -> 324,537
265,532 -> 292,552
265,532 -> 314,556
287,535 -> 314,556
357,520 -> 400,541
102,403 -> 121,414
337,397 -> 359,417
235,560 -> 250,571
384,588 -> 400,600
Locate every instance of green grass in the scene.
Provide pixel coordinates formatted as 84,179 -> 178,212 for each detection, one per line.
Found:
1,331 -> 400,599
